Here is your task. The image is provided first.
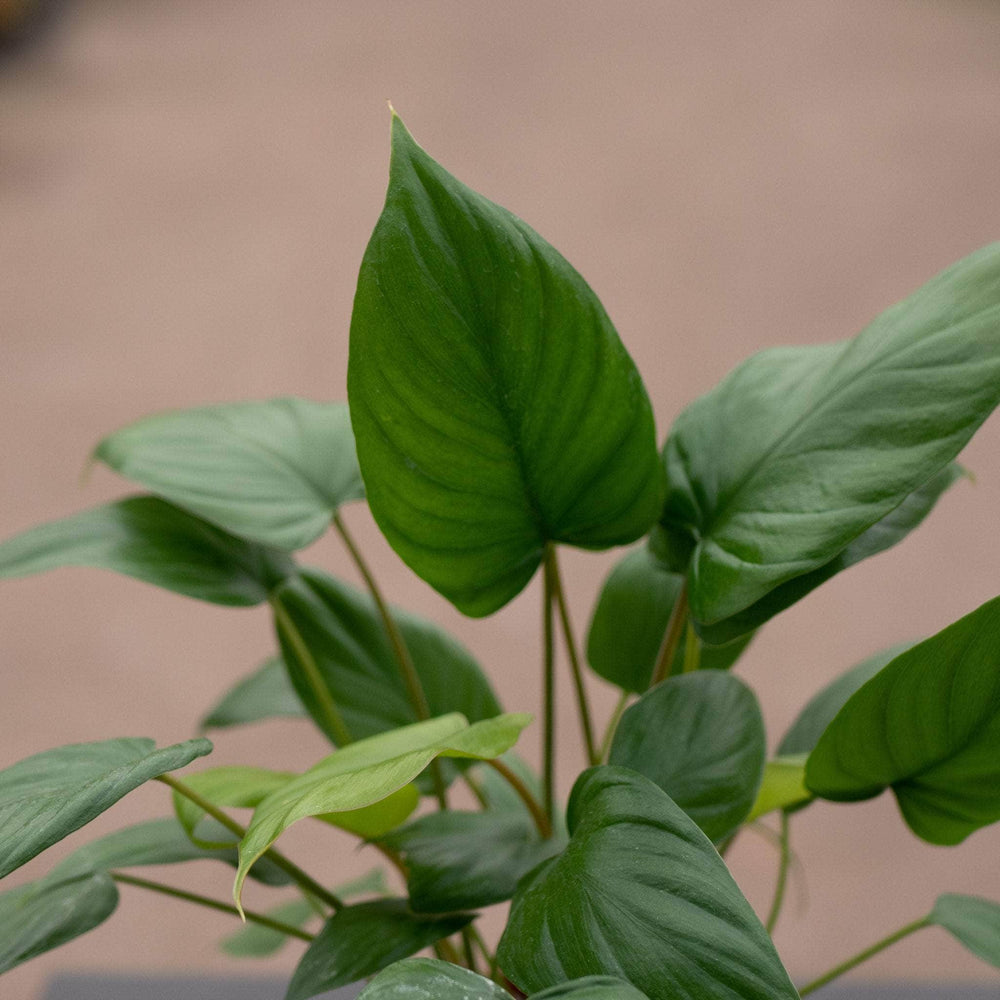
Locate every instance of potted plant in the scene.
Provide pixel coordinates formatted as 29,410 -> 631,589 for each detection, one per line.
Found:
2,110 -> 1000,1000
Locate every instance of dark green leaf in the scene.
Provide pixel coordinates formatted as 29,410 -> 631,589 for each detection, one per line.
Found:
778,643 -> 914,756
0,873 -> 118,973
357,958 -> 510,1000
95,398 -> 364,550
497,766 -> 798,1000
661,245 -> 1000,629
533,979 -> 652,1000
348,113 -> 664,616
272,569 -> 501,745
931,894 -> 1000,968
587,546 -> 752,693
0,737 -> 212,878
694,466 -> 964,644
0,496 -> 294,606
609,672 -> 766,841
285,899 -> 471,1000
806,595 -> 1000,844
200,656 -> 307,730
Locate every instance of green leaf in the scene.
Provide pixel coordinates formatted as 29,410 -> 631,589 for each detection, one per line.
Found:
0,873 -> 118,973
778,643 -> 914,756
931,894 -> 1000,969
358,958 -> 510,1000
497,766 -> 799,1000
693,465 -> 965,644
533,979 -> 652,1000
0,496 -> 294,606
285,899 -> 471,1000
747,756 -> 810,822
586,547 -> 752,693
806,595 -> 1000,844
234,712 -> 530,910
271,569 -> 502,745
661,245 -> 1000,630
348,113 -> 664,617
377,809 -> 563,913
0,737 -> 212,878
608,672 -> 766,841
200,656 -> 307,730
94,398 -> 364,551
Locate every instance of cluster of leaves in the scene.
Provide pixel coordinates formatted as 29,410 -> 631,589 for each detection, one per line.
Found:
3,113 -> 1000,999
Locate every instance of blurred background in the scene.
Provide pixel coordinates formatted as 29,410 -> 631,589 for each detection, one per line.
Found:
3,1 -> 1000,997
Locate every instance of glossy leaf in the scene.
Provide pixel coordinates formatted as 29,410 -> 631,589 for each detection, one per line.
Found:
285,899 -> 471,1000
778,643 -> 914,756
0,496 -> 294,606
234,712 -> 530,909
660,245 -> 1000,629
348,113 -> 663,616
586,547 -> 753,693
497,766 -> 799,1000
931,894 -> 1000,969
747,756 -> 810,822
806,595 -> 1000,844
608,672 -> 766,841
358,958 -> 510,1000
200,656 -> 307,730
0,873 -> 118,973
272,569 -> 501,745
0,737 -> 212,878
94,398 -> 364,550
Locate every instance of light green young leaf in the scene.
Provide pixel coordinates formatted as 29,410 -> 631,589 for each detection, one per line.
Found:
348,113 -> 664,617
931,894 -> 1000,969
358,958 -> 511,1000
746,756 -> 810,822
806,595 -> 1000,844
0,497 -> 294,606
233,712 -> 530,910
94,398 -> 364,551
200,656 -> 307,731
660,245 -> 1000,630
0,737 -> 211,879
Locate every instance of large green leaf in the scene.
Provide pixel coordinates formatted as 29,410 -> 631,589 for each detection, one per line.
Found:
0,737 -> 212,878
806,595 -> 1000,844
271,569 -> 501,744
608,672 -> 766,841
497,766 -> 799,1000
234,713 -> 530,909
0,873 -> 118,973
200,656 -> 307,730
285,899 -> 471,1000
348,113 -> 664,617
660,245 -> 1000,630
94,398 -> 364,550
931,894 -> 1000,969
586,547 -> 753,693
358,958 -> 511,1000
691,465 -> 964,644
0,496 -> 294,606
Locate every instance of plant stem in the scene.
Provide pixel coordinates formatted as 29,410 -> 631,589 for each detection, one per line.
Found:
546,547 -> 599,765
681,619 -> 701,673
765,810 -> 791,935
797,916 -> 932,996
467,924 -> 498,980
648,580 -> 688,687
542,544 -> 557,828
158,774 -> 343,912
598,689 -> 631,763
333,511 -> 449,811
462,770 -> 490,810
269,592 -> 353,747
485,757 -> 553,839
461,927 -> 479,973
110,872 -> 314,941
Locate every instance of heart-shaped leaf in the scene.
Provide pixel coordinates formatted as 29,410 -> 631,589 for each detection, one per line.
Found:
0,737 -> 212,878
286,899 -> 471,1000
94,398 -> 364,550
931,894 -> 1000,969
358,958 -> 511,1000
586,547 -> 752,693
0,496 -> 294,606
0,873 -> 118,973
200,656 -> 307,730
271,569 -> 501,745
348,113 -> 664,617
806,595 -> 1000,844
608,672 -> 766,841
660,244 -> 1000,630
497,766 -> 799,999
234,713 -> 530,910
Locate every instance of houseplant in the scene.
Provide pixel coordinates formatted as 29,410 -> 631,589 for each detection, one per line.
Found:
2,110 -> 1000,999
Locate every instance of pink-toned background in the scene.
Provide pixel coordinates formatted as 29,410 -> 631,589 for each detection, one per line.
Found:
3,2 -> 1000,997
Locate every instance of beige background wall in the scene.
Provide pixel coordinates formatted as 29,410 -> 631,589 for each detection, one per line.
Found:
3,2 -> 1000,997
